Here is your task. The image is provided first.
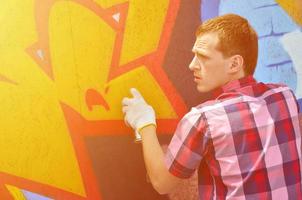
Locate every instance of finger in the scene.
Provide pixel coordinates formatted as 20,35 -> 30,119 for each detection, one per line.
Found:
122,106 -> 128,113
124,113 -> 131,127
122,97 -> 132,106
130,88 -> 142,99
124,116 -> 130,127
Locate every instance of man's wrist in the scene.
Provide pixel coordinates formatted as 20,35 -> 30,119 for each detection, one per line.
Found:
138,124 -> 156,138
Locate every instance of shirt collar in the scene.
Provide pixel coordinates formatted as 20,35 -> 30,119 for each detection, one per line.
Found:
211,75 -> 257,99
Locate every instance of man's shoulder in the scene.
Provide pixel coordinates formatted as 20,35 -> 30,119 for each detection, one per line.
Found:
192,83 -> 294,113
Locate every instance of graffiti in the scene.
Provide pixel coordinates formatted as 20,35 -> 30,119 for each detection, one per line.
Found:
0,75 -> 18,85
0,0 -> 195,199
276,0 -> 302,25
281,30 -> 302,99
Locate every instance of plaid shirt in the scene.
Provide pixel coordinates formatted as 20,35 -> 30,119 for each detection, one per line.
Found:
165,76 -> 302,199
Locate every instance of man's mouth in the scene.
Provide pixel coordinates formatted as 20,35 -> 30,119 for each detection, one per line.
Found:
194,76 -> 201,82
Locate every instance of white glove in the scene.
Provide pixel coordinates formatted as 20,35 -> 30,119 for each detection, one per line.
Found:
122,88 -> 156,133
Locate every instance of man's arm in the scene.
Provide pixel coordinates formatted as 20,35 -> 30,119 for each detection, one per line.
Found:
122,88 -> 183,194
139,125 -> 183,194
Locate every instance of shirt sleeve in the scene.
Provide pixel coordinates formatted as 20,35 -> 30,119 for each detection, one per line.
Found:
164,110 -> 208,179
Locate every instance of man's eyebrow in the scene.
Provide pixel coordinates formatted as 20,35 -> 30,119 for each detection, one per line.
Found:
191,47 -> 210,58
192,43 -> 211,59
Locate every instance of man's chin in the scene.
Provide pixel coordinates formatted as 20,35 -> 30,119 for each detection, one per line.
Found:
197,85 -> 211,93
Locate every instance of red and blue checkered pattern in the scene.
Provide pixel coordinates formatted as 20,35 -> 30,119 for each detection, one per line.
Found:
165,76 -> 302,199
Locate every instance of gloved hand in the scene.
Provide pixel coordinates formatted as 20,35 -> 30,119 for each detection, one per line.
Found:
122,88 -> 156,133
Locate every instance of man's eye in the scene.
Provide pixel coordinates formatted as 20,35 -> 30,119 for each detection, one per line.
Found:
197,54 -> 207,60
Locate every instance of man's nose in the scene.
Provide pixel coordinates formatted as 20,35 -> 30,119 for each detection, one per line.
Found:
189,56 -> 200,71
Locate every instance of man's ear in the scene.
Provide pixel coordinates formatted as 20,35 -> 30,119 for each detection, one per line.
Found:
228,55 -> 244,74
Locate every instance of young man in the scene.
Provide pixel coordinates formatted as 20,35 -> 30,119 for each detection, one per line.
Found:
122,14 -> 302,199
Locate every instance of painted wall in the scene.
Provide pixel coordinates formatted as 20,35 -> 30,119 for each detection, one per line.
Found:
0,0 -> 200,199
0,0 -> 301,200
